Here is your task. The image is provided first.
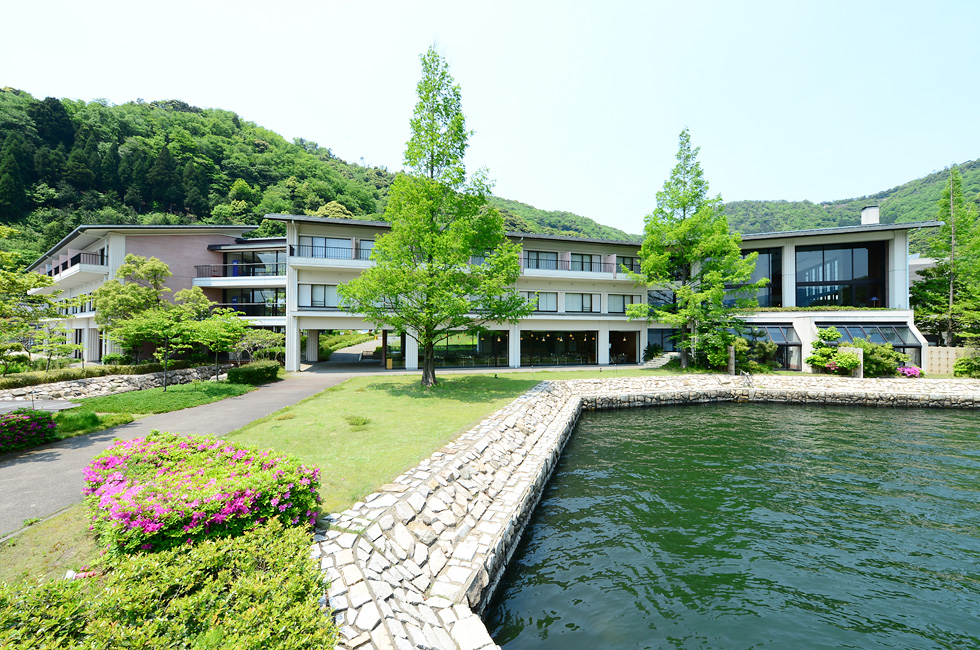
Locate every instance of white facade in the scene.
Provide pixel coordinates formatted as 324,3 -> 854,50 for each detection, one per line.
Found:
29,216 -> 940,373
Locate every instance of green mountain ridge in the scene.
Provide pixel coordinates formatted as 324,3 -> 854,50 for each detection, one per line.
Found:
0,89 -> 973,263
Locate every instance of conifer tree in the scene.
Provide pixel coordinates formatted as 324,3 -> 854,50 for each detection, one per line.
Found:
628,128 -> 764,368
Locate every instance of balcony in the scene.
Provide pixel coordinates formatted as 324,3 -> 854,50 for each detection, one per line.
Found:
219,302 -> 286,318
32,252 -> 108,294
520,256 -> 642,277
289,245 -> 373,261
195,262 -> 286,278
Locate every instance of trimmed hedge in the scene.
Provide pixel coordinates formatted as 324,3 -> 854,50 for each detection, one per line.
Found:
0,360 -> 206,391
0,519 -> 337,649
0,408 -> 57,454
954,355 -> 980,378
227,360 -> 280,385
84,432 -> 321,555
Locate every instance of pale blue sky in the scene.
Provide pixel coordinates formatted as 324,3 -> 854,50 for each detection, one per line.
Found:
4,0 -> 978,234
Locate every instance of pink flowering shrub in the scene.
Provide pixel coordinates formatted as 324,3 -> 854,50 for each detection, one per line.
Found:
898,365 -> 922,378
0,408 -> 56,454
83,431 -> 321,555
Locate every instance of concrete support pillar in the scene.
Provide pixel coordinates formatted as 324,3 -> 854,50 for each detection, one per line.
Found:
639,327 -> 648,363
405,334 -> 419,370
782,243 -> 796,307
305,329 -> 320,363
285,316 -> 301,372
598,324 -> 610,365
509,324 -> 521,368
889,231 -> 909,309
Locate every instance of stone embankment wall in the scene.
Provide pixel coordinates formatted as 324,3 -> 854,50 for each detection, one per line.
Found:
0,365 -> 230,401
313,375 -> 980,650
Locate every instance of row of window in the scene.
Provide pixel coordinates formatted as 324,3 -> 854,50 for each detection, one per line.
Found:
519,292 -> 638,313
57,294 -> 94,316
522,252 -> 643,273
295,237 -> 373,260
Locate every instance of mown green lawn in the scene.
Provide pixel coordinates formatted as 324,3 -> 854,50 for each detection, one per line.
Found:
227,366 -> 678,514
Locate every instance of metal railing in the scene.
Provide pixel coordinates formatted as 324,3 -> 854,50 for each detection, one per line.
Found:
218,302 -> 286,317
522,257 -> 620,273
289,245 -> 372,260
195,263 -> 286,278
46,252 -> 106,277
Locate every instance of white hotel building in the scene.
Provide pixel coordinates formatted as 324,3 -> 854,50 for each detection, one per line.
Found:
28,207 -> 938,373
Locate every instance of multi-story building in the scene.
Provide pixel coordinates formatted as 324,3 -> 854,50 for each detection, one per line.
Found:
28,207 -> 938,373
27,225 -> 261,361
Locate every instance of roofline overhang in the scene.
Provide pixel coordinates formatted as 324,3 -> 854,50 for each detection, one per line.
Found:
27,224 -> 258,272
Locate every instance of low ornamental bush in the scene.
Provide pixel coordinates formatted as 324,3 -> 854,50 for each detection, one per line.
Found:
83,432 -> 320,555
0,360 -> 207,391
227,360 -> 280,385
0,519 -> 337,650
0,408 -> 57,454
953,355 -> 980,378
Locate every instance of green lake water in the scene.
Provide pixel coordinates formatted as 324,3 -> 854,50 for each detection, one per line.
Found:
484,403 -> 980,649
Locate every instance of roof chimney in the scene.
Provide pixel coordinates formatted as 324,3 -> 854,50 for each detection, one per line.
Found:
861,205 -> 880,225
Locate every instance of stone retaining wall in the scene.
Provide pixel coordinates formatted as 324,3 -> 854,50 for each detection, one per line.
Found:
313,375 -> 980,650
0,365 -> 231,401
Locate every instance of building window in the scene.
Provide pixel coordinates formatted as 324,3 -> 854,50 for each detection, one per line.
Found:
223,250 -> 286,276
521,291 -> 558,312
796,242 -> 886,308
565,293 -> 597,312
617,256 -> 642,273
297,236 -> 353,259
357,240 -> 374,260
734,247 -> 782,307
816,322 -> 922,367
223,288 -> 286,316
570,253 -> 600,272
647,328 -> 679,352
608,294 -> 636,313
298,284 -> 339,308
525,251 -> 558,270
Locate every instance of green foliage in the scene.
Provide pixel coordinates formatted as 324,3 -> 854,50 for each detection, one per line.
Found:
628,129 -> 764,368
227,360 -> 280,385
490,197 -> 637,241
0,408 -> 56,454
846,337 -> 909,378
0,519 -> 336,649
642,342 -> 664,361
0,359 -> 202,390
722,158 -> 980,255
100,353 -> 131,365
318,331 -> 375,362
953,355 -> 980,378
234,329 -> 285,363
909,167 -> 980,345
805,326 -> 908,377
339,48 -> 531,387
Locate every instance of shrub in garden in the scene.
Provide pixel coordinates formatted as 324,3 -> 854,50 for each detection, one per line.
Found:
84,432 -> 320,555
0,520 -> 337,650
0,408 -> 56,454
227,360 -> 280,385
0,360 -> 206,390
100,353 -> 132,365
953,355 -> 980,378
806,327 -> 908,377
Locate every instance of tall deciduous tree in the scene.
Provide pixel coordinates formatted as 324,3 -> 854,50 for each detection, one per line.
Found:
339,47 -> 530,387
627,129 -> 764,367
910,166 -> 980,345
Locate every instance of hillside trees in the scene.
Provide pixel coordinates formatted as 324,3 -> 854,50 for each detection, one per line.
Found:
339,47 -> 530,387
627,129 -> 764,368
910,166 -> 980,344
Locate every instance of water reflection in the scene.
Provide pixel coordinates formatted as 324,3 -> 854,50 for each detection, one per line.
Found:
485,404 -> 980,649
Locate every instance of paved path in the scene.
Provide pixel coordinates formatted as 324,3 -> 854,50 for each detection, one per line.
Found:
0,360 -> 365,538
0,338 -> 609,538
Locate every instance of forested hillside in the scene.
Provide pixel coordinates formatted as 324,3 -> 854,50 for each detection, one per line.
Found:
0,89 -> 400,265
1,89 -> 975,265
0,89 -> 636,268
723,158 -> 980,253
